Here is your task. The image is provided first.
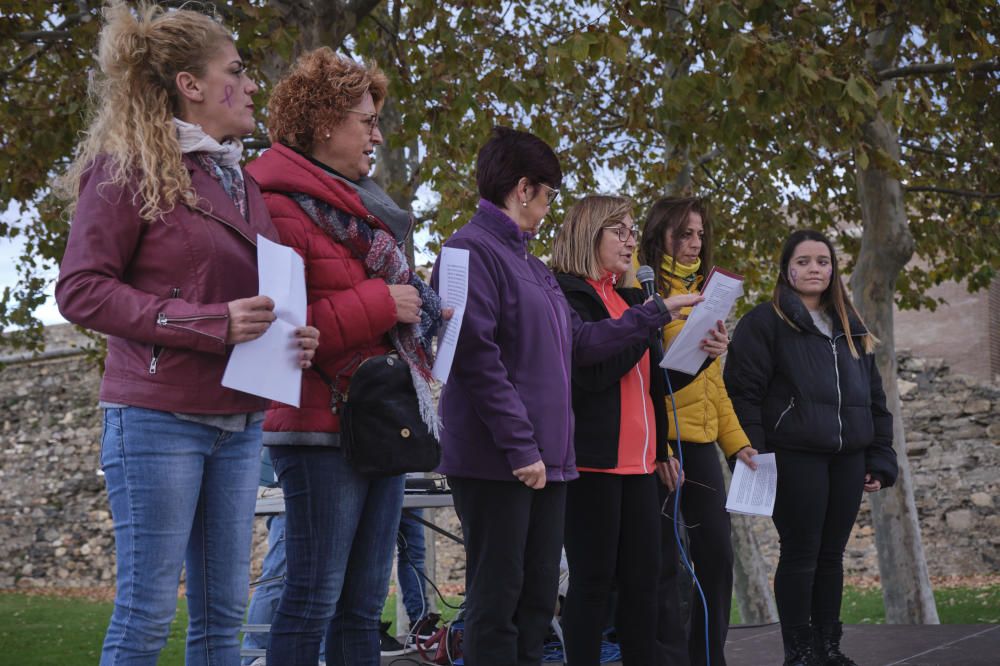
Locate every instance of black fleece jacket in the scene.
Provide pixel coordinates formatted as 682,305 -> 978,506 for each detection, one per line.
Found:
556,273 -> 703,470
723,287 -> 898,487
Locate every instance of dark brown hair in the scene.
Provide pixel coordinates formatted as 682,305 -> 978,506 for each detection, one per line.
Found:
475,126 -> 562,207
773,229 -> 877,358
637,196 -> 714,295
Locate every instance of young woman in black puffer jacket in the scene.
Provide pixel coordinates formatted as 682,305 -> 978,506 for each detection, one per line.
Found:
723,229 -> 898,666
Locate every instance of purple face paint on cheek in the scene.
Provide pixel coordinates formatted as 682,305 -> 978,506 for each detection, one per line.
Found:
220,84 -> 235,107
789,268 -> 799,286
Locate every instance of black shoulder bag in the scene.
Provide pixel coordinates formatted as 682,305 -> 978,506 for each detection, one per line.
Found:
315,354 -> 441,477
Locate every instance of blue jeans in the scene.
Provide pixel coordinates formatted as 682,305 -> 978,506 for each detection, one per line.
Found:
397,509 -> 428,623
99,407 -> 261,666
267,446 -> 404,666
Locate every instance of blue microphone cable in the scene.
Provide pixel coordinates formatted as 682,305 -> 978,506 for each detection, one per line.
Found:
663,368 -> 712,666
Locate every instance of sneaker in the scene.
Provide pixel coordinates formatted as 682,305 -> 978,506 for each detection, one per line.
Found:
406,613 -> 442,650
380,620 -> 408,656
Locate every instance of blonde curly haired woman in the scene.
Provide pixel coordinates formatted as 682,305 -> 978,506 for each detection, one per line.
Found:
55,4 -> 317,663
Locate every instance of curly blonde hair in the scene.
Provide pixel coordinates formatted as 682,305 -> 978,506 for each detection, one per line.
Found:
551,195 -> 636,284
267,47 -> 388,153
57,1 -> 232,222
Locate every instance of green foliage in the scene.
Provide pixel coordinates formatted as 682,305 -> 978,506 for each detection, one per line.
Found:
1,0 -> 998,345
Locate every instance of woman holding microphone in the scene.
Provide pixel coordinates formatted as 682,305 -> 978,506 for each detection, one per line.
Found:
724,229 -> 897,666
432,128 -> 704,666
551,195 -> 728,666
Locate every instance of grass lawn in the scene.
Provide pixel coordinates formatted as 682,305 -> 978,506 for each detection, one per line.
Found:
2,586 -> 997,664
0,593 -> 189,665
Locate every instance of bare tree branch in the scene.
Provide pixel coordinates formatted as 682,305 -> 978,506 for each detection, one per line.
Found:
899,141 -> 959,160
1,11 -> 94,84
877,58 -> 1000,80
905,185 -> 1000,199
15,29 -> 73,41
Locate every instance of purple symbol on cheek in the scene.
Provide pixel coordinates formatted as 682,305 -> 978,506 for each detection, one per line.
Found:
220,85 -> 235,107
789,268 -> 799,286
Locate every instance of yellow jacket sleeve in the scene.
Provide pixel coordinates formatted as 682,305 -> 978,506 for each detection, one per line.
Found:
711,361 -> 751,457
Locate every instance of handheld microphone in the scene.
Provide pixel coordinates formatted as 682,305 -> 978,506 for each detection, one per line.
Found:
636,265 -> 657,299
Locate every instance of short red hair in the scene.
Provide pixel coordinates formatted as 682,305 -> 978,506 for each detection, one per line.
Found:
267,47 -> 388,153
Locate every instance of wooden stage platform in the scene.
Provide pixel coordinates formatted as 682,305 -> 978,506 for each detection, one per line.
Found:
380,623 -> 1000,665
724,623 -> 1000,665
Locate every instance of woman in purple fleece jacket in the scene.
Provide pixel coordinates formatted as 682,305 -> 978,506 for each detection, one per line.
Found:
431,127 -> 702,666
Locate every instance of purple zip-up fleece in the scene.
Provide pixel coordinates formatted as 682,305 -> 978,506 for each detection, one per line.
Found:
430,199 -> 672,483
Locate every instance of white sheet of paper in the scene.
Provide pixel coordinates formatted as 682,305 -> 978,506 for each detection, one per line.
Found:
431,247 -> 470,383
725,453 -> 777,516
222,235 -> 306,406
660,267 -> 744,375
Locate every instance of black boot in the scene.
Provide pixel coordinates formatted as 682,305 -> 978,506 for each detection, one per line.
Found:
812,622 -> 858,666
781,624 -> 820,666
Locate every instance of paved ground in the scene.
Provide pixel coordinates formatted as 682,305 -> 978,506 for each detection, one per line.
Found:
379,623 -> 1000,665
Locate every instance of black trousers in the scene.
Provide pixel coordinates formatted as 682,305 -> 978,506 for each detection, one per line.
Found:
658,442 -> 733,666
562,472 -> 661,666
448,476 -> 567,666
772,448 -> 865,630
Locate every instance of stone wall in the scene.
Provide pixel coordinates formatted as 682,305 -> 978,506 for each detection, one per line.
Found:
1,327 -> 997,593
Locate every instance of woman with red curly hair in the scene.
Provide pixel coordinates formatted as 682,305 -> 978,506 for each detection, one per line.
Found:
246,48 -> 446,666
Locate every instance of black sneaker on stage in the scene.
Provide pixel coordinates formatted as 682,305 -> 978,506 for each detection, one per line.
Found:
405,612 -> 443,651
380,620 -> 408,656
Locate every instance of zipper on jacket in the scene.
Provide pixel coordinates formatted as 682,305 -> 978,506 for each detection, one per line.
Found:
774,396 -> 795,430
149,345 -> 163,374
831,336 -> 844,452
156,312 -> 228,344
149,290 -> 184,374
636,364 -> 652,473
157,312 -> 226,326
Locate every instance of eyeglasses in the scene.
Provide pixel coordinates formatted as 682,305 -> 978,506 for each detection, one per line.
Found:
346,109 -> 379,135
539,183 -> 560,205
602,224 -> 640,242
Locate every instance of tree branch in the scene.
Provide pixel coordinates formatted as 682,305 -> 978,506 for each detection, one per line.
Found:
905,185 -> 1000,199
877,58 -> 1000,80
15,29 -> 73,41
899,141 -> 959,160
1,10 -> 94,84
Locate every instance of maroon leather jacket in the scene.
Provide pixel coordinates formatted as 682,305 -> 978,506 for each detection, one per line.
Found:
56,153 -> 278,414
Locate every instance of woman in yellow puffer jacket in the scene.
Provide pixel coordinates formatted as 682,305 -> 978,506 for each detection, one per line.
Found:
639,196 -> 757,666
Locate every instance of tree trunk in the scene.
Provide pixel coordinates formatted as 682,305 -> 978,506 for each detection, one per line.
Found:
730,513 -> 779,624
259,0 -> 384,82
851,19 -> 940,624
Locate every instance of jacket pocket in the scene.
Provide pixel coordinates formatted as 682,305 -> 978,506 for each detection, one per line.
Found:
774,397 -> 796,431
149,344 -> 166,375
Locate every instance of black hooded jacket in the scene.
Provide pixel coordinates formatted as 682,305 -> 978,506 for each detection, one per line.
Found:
723,287 -> 898,486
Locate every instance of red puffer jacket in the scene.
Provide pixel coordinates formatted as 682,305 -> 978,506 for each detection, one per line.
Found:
246,143 -> 398,442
